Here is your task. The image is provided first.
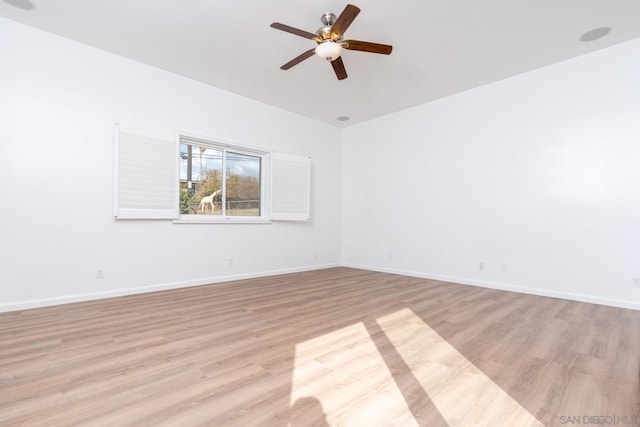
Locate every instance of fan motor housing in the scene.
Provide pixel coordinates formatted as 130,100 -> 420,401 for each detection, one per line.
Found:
316,13 -> 340,41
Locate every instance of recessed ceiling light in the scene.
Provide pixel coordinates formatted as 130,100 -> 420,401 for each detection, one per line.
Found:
1,0 -> 34,9
580,27 -> 610,42
336,116 -> 350,122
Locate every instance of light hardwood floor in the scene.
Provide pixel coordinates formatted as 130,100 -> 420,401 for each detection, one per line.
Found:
0,267 -> 638,426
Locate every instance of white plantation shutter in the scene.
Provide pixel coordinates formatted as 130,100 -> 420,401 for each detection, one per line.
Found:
270,153 -> 311,221
114,128 -> 178,219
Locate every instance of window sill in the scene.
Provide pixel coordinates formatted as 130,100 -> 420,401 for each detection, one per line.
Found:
173,216 -> 272,225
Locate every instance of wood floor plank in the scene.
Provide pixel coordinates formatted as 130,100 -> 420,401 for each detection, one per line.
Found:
0,267 -> 638,426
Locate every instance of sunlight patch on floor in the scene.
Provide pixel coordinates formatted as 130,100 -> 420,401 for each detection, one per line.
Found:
289,322 -> 418,426
289,309 -> 542,426
376,308 -> 543,427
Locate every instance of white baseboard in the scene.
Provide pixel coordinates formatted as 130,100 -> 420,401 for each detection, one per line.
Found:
0,263 -> 340,313
342,263 -> 640,311
3,262 -> 638,313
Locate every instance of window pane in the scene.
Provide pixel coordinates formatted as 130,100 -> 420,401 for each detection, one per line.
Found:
179,144 -> 223,215
226,151 -> 261,216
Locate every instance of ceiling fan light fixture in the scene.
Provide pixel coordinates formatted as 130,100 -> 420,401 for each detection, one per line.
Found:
271,4 -> 391,80
315,41 -> 342,61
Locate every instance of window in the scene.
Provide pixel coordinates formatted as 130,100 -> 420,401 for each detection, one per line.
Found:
114,127 -> 311,223
178,135 -> 266,221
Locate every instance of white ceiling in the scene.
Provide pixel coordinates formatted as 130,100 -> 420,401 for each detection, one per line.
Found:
2,0 -> 640,127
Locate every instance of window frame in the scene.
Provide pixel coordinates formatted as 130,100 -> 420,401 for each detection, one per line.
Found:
174,133 -> 271,224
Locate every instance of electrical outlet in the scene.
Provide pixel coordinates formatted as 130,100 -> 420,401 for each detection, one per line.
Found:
96,269 -> 104,279
501,264 -> 508,273
227,257 -> 234,266
632,277 -> 640,288
314,251 -> 318,258
478,262 -> 485,271
388,253 -> 392,261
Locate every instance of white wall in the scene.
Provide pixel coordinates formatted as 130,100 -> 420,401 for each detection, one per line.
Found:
342,38 -> 640,309
0,17 -> 342,311
3,16 -> 639,313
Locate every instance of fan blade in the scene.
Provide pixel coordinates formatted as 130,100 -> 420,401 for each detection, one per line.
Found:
330,4 -> 360,39
280,49 -> 316,70
343,39 -> 393,55
331,57 -> 348,80
270,23 -> 318,40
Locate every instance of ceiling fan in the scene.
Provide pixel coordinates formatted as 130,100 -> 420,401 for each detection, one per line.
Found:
270,4 -> 392,80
